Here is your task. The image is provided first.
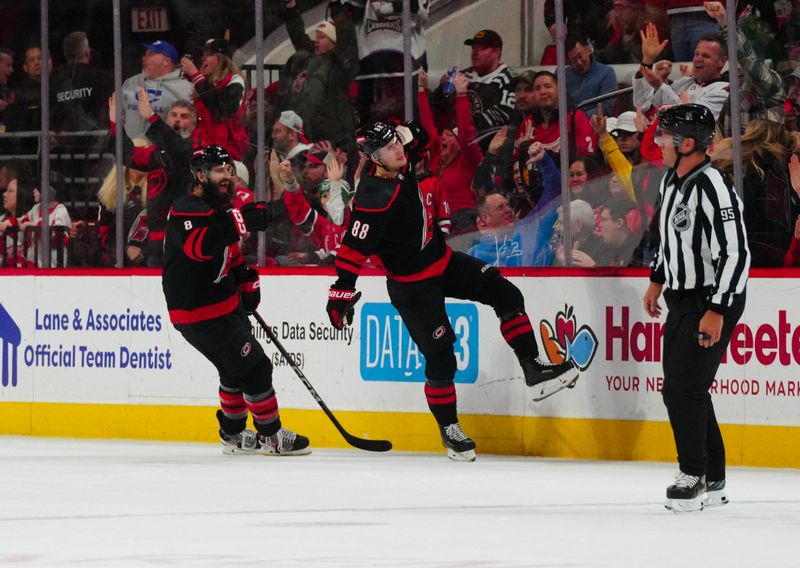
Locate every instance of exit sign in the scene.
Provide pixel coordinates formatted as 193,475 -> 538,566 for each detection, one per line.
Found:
131,7 -> 170,32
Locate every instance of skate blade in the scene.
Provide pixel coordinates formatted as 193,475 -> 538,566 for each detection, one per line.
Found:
260,447 -> 313,457
703,490 -> 729,507
664,496 -> 704,513
221,445 -> 261,456
531,372 -> 580,402
446,448 -> 476,462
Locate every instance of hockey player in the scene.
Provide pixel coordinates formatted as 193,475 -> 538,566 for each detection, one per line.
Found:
325,122 -> 577,462
643,105 -> 750,512
163,145 -> 311,456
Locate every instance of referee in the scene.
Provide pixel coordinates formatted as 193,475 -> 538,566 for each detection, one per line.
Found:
642,104 -> 750,513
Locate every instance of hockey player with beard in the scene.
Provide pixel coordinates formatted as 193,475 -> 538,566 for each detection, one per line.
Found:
326,122 -> 577,462
109,89 -> 198,267
163,145 -> 311,456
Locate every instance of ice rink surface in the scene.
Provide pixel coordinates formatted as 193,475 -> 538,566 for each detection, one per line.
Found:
0,437 -> 798,567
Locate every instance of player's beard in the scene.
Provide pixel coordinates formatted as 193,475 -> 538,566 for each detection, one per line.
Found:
201,178 -> 232,210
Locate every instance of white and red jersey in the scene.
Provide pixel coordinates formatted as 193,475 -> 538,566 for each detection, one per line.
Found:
19,201 -> 72,266
352,0 -> 429,79
283,186 -> 349,257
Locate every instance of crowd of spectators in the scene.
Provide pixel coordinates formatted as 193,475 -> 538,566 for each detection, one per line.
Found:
3,0 -> 800,270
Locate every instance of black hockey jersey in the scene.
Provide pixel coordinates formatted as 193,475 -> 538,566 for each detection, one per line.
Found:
334,161 -> 451,288
162,193 -> 250,325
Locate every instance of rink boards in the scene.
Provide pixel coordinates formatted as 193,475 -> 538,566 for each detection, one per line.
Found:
1,269 -> 799,467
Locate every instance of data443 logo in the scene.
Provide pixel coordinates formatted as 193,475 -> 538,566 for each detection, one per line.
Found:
539,304 -> 598,371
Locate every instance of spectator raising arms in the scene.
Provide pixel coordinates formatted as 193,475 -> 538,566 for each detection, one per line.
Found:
280,155 -> 351,265
109,90 -> 196,267
347,0 -> 429,125
181,38 -> 248,161
634,23 -> 729,119
279,0 -> 359,143
418,69 -> 482,231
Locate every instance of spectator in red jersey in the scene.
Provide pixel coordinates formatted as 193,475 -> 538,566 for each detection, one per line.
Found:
418,69 -> 482,233
521,70 -> 597,157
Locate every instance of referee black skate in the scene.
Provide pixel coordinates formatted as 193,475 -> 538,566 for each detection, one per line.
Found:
163,145 -> 311,456
642,105 -> 750,512
325,122 -> 576,462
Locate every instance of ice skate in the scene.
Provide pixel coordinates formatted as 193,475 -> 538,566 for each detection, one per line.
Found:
703,479 -> 729,508
664,472 -> 705,513
521,355 -> 578,389
439,423 -> 476,462
521,356 -> 579,401
220,428 -> 263,455
260,427 -> 312,456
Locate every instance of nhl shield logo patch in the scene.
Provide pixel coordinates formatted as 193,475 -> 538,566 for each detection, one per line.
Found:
241,342 -> 252,357
671,203 -> 693,232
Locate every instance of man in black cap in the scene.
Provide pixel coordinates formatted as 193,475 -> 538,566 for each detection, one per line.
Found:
435,29 -> 515,148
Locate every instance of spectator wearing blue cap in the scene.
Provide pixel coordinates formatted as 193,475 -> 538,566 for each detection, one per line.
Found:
120,40 -> 193,140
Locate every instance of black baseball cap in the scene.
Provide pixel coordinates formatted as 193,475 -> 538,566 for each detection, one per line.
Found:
464,29 -> 502,49
203,38 -> 234,58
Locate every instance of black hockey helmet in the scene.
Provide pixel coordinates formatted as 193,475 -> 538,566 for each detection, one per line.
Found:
356,122 -> 398,156
190,144 -> 233,180
657,104 -> 716,151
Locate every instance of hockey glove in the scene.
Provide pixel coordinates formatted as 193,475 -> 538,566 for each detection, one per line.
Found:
240,202 -> 272,232
326,285 -> 361,329
237,266 -> 261,315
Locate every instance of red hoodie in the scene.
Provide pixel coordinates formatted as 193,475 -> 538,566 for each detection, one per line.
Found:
418,90 -> 482,213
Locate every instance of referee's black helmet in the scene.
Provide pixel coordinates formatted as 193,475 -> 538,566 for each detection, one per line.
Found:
657,104 -> 716,151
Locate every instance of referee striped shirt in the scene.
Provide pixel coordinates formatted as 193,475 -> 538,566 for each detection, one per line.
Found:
650,159 -> 750,313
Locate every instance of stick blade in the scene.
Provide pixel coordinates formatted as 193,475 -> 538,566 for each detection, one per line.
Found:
345,435 -> 393,452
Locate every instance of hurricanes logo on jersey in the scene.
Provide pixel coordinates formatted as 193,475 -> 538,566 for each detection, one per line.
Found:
671,203 -> 693,232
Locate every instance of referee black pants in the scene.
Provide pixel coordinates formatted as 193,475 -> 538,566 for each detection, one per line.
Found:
662,289 -> 746,481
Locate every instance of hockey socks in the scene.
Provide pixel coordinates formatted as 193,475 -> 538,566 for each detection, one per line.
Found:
245,387 -> 281,436
424,382 -> 458,426
218,386 -> 248,434
499,313 -> 537,359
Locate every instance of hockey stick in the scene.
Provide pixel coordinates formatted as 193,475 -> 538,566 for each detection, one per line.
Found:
251,310 -> 392,452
